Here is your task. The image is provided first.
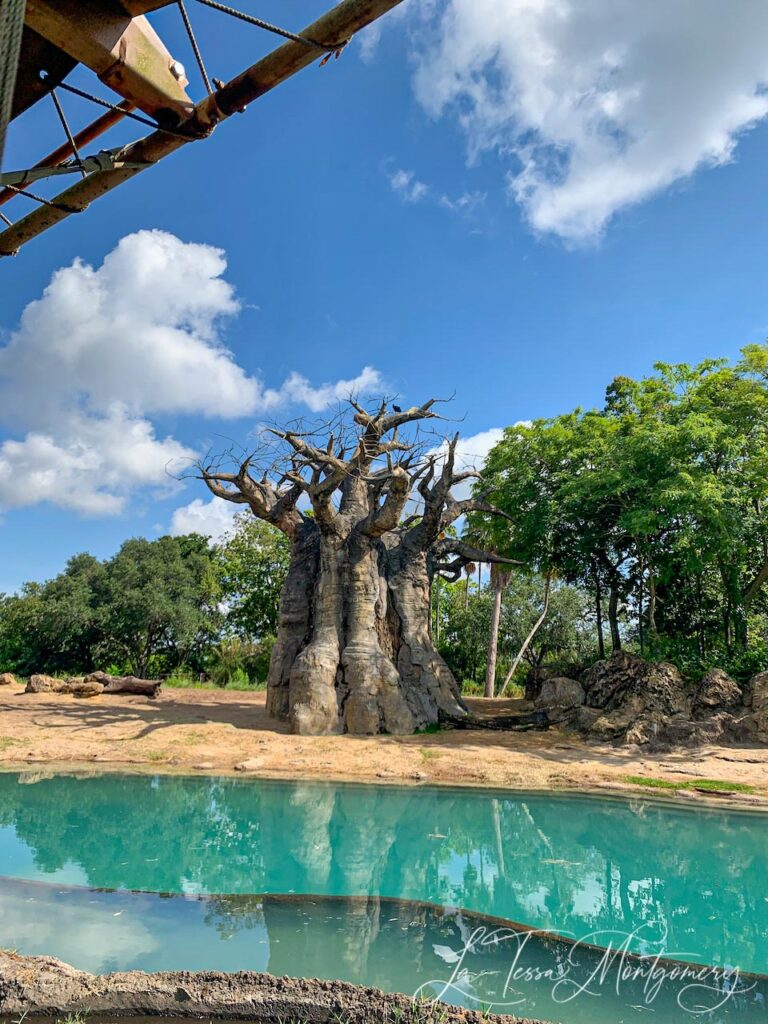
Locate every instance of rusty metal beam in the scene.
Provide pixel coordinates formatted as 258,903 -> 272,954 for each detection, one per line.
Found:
0,0 -> 405,257
25,0 -> 193,123
119,1 -> 178,13
0,99 -> 133,208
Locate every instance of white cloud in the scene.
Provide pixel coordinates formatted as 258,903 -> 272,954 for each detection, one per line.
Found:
0,231 -> 383,515
438,190 -> 486,214
262,365 -> 384,413
412,0 -> 768,242
170,497 -> 239,542
429,427 -> 505,500
389,168 -> 430,203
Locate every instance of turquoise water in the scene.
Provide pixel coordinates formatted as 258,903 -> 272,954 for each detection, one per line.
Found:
0,771 -> 765,1024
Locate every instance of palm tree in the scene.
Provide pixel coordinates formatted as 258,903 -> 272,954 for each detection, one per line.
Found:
464,562 -> 476,610
484,562 -> 511,697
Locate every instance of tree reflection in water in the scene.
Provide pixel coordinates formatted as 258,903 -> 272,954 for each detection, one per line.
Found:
0,772 -> 765,978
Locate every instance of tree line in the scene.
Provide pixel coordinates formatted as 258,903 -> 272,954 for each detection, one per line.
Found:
0,518 -> 289,683
472,346 -> 768,684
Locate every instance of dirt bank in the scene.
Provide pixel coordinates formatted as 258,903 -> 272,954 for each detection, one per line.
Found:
0,950 -> 539,1023
0,684 -> 767,805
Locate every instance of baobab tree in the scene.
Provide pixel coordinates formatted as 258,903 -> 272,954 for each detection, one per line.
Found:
200,398 -> 515,735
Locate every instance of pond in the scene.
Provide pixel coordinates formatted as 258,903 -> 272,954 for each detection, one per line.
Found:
0,771 -> 765,1024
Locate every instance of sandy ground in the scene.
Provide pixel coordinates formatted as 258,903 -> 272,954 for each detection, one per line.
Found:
1,683 -> 767,805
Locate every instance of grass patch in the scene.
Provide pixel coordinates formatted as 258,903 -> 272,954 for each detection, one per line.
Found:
419,748 -> 443,760
415,722 -> 443,735
163,676 -> 266,692
625,775 -> 756,795
0,737 -> 20,753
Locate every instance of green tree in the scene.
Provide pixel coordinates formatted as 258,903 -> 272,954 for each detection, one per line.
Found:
0,553 -> 106,675
99,534 -> 221,676
215,514 -> 290,640
477,345 -> 768,672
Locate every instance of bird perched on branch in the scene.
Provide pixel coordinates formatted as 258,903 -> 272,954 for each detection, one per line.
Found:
392,404 -> 402,413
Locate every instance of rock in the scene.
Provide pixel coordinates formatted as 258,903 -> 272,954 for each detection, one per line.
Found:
26,674 -> 67,693
233,758 -> 264,772
582,651 -> 648,710
643,661 -> 690,717
692,668 -> 742,717
569,706 -> 603,733
535,676 -> 585,709
573,654 -> 692,748
748,671 -> 768,741
192,762 -> 214,770
0,672 -> 17,686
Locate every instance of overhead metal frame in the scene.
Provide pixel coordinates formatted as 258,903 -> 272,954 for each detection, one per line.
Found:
0,0 -> 405,257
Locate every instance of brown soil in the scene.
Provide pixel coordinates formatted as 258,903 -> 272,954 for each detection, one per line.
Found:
1,683 -> 767,804
0,949 -> 541,1023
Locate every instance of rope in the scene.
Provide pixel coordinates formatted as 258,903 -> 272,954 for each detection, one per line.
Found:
192,0 -> 347,57
0,209 -> 12,226
50,88 -> 87,177
178,0 -> 212,94
0,0 -> 27,170
3,181 -> 82,213
49,79 -> 195,140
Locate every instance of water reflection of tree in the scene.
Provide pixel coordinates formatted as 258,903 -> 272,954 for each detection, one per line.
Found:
0,773 -> 765,971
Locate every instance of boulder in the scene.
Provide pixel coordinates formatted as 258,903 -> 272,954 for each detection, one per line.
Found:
234,758 -> 264,772
572,654 -> 691,747
26,674 -> 67,693
748,671 -> 768,741
535,676 -> 585,709
0,672 -> 17,686
692,668 -> 742,717
582,651 -> 649,710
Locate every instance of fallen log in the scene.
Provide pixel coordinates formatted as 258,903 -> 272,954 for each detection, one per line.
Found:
439,709 -> 551,732
84,672 -> 162,697
25,672 -> 161,697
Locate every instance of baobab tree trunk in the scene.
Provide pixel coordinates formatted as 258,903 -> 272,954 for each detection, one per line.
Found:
201,399 -> 516,735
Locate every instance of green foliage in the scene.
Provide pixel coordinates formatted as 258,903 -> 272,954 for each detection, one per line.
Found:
97,534 -> 222,677
215,514 -> 290,640
205,636 -> 275,687
473,345 -> 768,675
0,534 -> 222,679
435,573 -> 597,691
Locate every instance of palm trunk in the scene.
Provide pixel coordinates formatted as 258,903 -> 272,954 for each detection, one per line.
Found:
484,583 -> 503,698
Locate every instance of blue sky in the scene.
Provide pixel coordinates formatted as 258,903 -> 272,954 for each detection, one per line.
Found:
2,0 -> 768,591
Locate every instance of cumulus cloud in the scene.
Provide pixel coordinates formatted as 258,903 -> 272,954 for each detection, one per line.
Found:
428,427 -> 505,500
170,497 -> 239,542
0,231 -> 383,515
412,0 -> 768,241
389,168 -> 430,203
265,366 -> 384,413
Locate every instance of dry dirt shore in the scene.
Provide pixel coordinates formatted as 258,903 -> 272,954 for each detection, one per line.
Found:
0,950 -> 542,1024
1,684 -> 767,806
